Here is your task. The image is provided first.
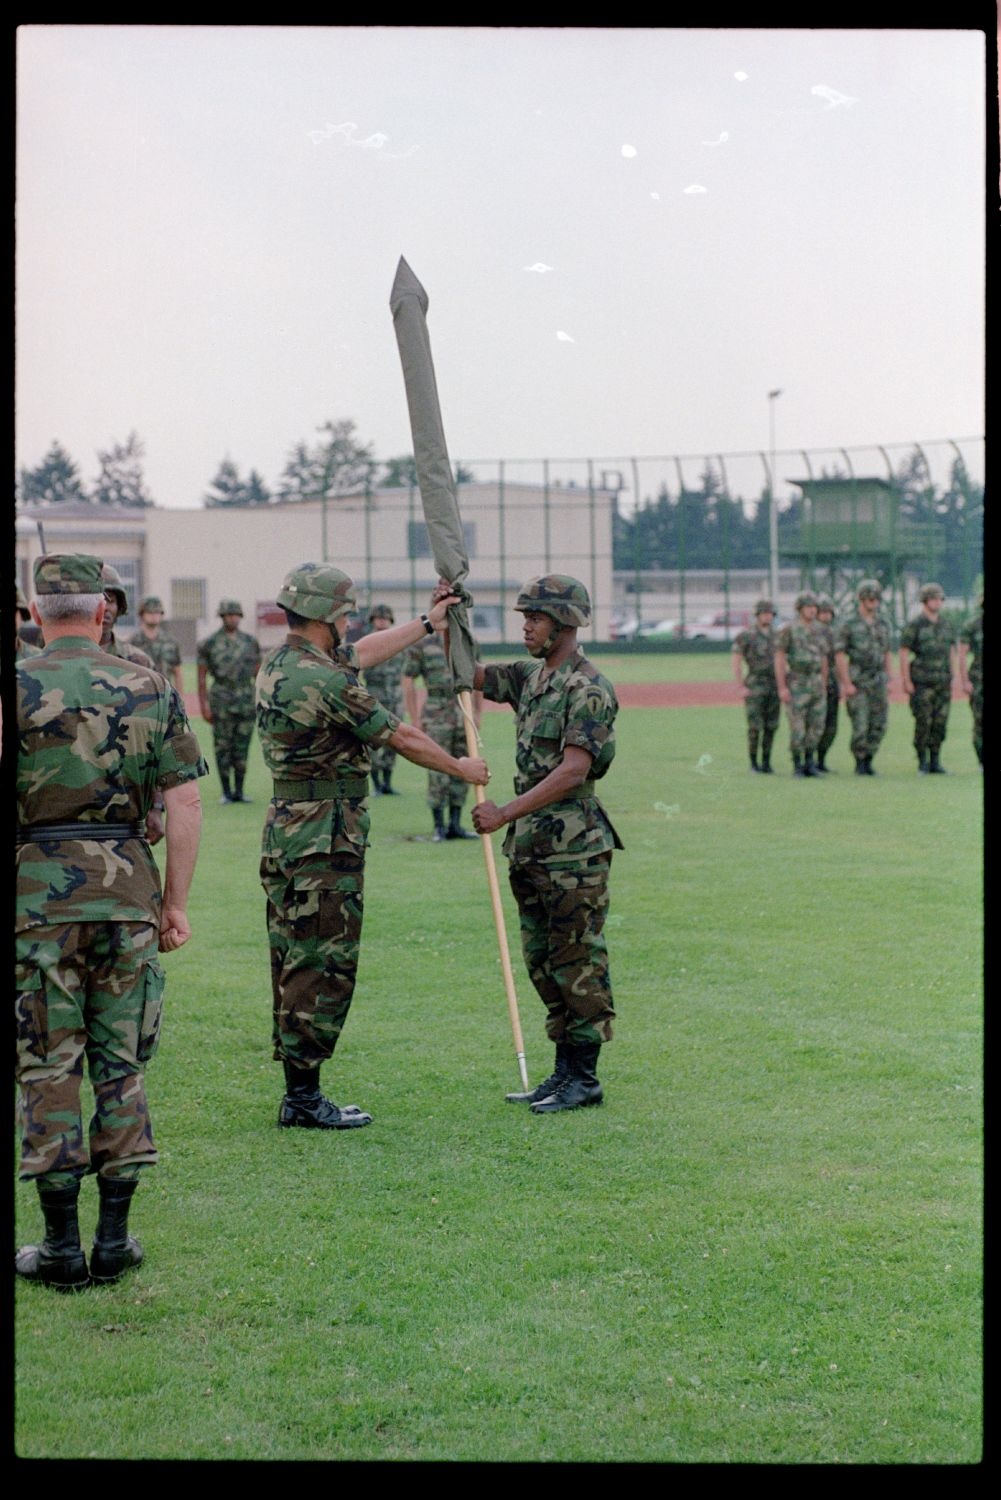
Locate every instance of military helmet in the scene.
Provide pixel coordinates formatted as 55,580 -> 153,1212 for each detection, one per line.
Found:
856,578 -> 882,600
276,563 -> 357,626
218,598 -> 244,617
794,589 -> 819,611
753,597 -> 776,616
918,581 -> 945,602
816,594 -> 835,613
368,602 -> 395,623
101,563 -> 129,614
514,574 -> 591,628
139,594 -> 165,614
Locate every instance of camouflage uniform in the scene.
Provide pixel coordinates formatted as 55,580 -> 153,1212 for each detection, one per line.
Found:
256,633 -> 400,1067
16,558 -> 208,1192
776,618 -> 826,757
815,607 -> 840,767
403,635 -> 469,813
732,619 -> 779,766
960,603 -> 983,765
103,633 -> 154,669
197,605 -> 262,787
128,596 -> 182,683
834,609 -> 892,761
481,648 -> 623,1048
900,608 -> 957,757
362,615 -> 406,791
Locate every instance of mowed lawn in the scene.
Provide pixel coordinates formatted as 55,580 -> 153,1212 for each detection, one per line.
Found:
14,662 -> 982,1463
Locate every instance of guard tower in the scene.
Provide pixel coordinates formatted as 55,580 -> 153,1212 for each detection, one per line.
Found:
780,476 -> 938,628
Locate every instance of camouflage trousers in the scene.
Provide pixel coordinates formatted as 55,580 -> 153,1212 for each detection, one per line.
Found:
508,852 -> 616,1047
262,854 -> 365,1067
422,703 -> 469,810
785,676 -> 827,754
15,921 -> 163,1188
210,699 -> 256,777
909,680 -> 951,753
845,679 -> 888,757
817,683 -> 840,760
744,680 -> 780,755
969,681 -> 983,761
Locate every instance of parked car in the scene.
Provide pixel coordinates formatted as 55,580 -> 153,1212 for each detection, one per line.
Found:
633,618 -> 681,640
609,612 -> 641,641
677,609 -> 754,642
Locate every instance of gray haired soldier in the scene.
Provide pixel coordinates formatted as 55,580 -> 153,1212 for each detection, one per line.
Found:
834,579 -> 894,775
774,590 -> 828,777
899,583 -> 958,773
814,595 -> 840,772
362,604 -> 405,795
732,598 -> 779,773
467,575 -> 623,1113
128,595 -> 184,695
958,592 -> 984,768
256,564 -> 489,1130
403,632 -> 482,840
15,555 -> 206,1291
197,599 -> 262,804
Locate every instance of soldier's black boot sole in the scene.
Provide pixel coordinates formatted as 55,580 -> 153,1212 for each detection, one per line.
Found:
278,1098 -> 373,1129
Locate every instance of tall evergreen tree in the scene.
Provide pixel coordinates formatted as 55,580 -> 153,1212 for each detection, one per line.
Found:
277,419 -> 375,502
92,431 -> 154,507
18,441 -> 88,507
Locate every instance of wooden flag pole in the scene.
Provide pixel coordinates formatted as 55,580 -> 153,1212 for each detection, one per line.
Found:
458,689 -> 529,1089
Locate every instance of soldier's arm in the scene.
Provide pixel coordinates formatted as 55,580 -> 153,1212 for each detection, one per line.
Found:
958,640 -> 971,694
731,643 -> 746,688
472,746 -> 593,836
196,662 -> 212,722
835,649 -> 855,698
898,646 -> 914,696
355,594 -> 461,670
774,649 -> 790,702
388,722 -> 488,785
159,779 -> 203,952
172,664 -> 184,696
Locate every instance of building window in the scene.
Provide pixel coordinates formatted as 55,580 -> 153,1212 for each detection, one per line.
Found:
408,520 -> 476,559
471,604 -> 504,634
172,578 -> 207,619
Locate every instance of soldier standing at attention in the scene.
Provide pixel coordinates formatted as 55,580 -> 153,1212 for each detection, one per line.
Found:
197,599 -> 262,804
403,630 -> 481,840
958,592 -> 984,769
361,604 -> 406,796
256,564 -> 488,1131
899,582 -> 959,774
834,579 -> 894,776
467,575 -> 623,1113
732,598 -> 780,774
15,555 -> 206,1291
774,590 -> 828,778
814,595 -> 840,773
100,565 -> 165,845
128,595 -> 184,696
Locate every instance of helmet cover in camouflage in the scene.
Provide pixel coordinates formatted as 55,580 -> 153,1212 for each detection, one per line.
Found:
918,581 -> 945,602
100,562 -> 129,613
856,578 -> 883,600
816,594 -> 835,613
754,597 -> 776,616
794,589 -> 819,611
218,598 -> 244,617
368,602 -> 395,623
33,553 -> 104,595
276,562 -> 357,625
514,574 -> 591,627
139,595 -> 165,614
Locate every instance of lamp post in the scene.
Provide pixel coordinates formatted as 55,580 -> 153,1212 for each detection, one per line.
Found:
768,389 -> 782,602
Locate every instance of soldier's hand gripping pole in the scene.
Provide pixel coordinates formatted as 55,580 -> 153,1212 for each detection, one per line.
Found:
457,689 -> 529,1089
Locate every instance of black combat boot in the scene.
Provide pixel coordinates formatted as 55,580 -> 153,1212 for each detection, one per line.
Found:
761,733 -> 775,773
89,1177 -> 144,1285
371,769 -> 385,795
928,751 -> 946,774
530,1043 -> 604,1113
382,768 -> 399,795
218,767 -> 233,804
793,752 -> 807,778
15,1179 -> 90,1292
918,751 -> 930,773
432,808 -> 448,842
749,755 -> 761,773
278,1060 -> 372,1129
863,756 -> 876,775
505,1042 -> 573,1103
231,771 -> 252,804
748,737 -> 760,772
446,806 -> 477,840
803,750 -> 819,777
854,755 -> 868,775
815,751 -> 830,773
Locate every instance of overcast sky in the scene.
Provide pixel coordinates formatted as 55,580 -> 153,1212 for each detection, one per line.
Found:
15,24 -> 986,511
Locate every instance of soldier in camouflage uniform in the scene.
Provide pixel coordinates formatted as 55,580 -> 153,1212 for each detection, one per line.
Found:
731,598 -> 780,773
197,599 -> 262,804
256,563 -> 488,1130
128,595 -> 184,695
468,575 -> 623,1113
15,555 -> 206,1291
100,565 -> 165,845
899,582 -> 959,773
774,591 -> 828,777
958,592 -> 984,768
404,632 -> 481,840
362,604 -> 406,795
834,578 -> 894,776
814,595 -> 840,772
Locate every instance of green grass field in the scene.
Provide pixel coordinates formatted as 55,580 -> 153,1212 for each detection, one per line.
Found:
15,663 -> 983,1463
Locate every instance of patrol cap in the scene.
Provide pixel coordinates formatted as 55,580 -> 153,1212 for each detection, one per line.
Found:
276,563 -> 357,626
816,594 -> 835,613
33,553 -> 104,595
918,582 -> 945,602
794,590 -> 819,611
368,602 -> 395,623
754,597 -> 776,615
101,563 -> 129,613
218,599 -> 244,617
856,578 -> 882,600
514,574 -> 591,628
139,595 -> 165,614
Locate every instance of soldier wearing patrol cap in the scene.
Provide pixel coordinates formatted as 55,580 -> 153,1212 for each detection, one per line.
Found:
197,599 -> 262,803
256,563 -> 488,1130
814,594 -> 840,772
466,575 -> 624,1113
958,591 -> 984,768
128,594 -> 184,694
732,597 -> 780,773
774,590 -> 828,776
834,579 -> 894,774
899,582 -> 958,773
15,555 -> 207,1291
362,604 -> 406,796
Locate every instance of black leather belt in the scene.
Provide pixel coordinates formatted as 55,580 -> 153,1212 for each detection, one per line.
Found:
16,822 -> 142,844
